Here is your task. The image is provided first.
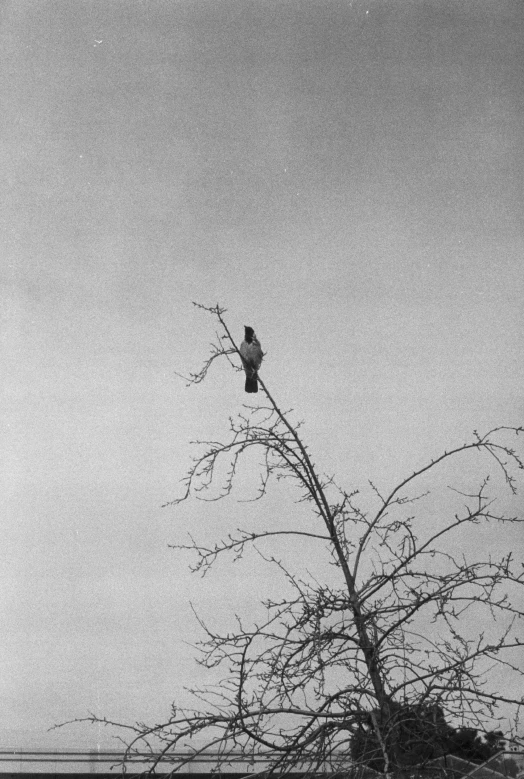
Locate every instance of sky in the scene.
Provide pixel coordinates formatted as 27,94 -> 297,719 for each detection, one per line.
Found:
2,0 -> 523,753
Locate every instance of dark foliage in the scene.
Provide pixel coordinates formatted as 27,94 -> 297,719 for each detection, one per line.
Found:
351,704 -> 449,770
352,707 -> 508,772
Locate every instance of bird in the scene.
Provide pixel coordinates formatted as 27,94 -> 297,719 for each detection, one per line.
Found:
239,326 -> 263,393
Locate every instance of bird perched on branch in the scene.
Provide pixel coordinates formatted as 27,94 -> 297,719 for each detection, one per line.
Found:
239,326 -> 263,393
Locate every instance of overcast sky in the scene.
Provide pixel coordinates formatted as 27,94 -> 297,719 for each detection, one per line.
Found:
2,0 -> 523,752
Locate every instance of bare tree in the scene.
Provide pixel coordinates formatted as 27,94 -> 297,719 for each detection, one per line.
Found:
65,304 -> 524,778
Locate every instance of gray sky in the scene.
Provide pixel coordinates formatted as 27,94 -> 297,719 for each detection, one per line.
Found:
2,0 -> 523,751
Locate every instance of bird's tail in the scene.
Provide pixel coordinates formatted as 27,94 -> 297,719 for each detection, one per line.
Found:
245,376 -> 258,393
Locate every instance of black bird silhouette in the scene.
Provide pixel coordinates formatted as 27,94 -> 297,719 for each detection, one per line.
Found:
239,326 -> 263,393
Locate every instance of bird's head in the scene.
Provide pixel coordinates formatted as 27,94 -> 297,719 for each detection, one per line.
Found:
244,325 -> 255,341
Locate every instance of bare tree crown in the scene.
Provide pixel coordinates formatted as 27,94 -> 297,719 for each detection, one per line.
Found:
60,303 -> 524,778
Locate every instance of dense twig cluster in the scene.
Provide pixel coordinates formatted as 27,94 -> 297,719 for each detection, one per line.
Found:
58,304 -> 524,778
